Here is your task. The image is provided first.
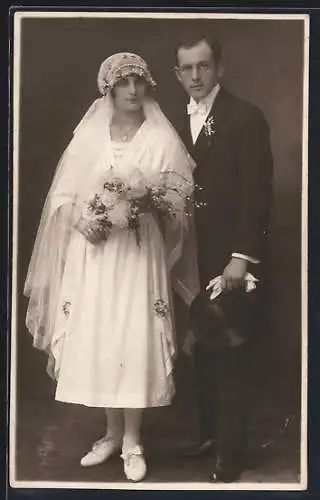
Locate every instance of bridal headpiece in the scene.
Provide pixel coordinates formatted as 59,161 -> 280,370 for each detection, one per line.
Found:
97,52 -> 157,95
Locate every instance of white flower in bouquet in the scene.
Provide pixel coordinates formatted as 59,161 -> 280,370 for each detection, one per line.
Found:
108,199 -> 131,228
101,190 -> 119,209
150,184 -> 167,199
127,168 -> 148,199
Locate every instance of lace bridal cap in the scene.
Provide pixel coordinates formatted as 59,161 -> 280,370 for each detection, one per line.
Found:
97,52 -> 157,95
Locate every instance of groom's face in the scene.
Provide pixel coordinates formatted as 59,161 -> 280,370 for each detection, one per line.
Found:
175,40 -> 223,102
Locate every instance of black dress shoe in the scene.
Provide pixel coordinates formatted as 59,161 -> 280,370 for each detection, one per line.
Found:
209,454 -> 243,483
184,439 -> 216,458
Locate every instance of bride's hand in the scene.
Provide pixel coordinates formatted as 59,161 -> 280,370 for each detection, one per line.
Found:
75,218 -> 106,244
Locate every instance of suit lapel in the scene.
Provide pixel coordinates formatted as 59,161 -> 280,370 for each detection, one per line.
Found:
190,87 -> 230,167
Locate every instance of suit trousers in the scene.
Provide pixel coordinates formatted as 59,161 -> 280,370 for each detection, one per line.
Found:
193,341 -> 249,457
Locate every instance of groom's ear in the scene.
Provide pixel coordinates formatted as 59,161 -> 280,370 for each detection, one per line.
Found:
174,66 -> 182,83
217,63 -> 224,80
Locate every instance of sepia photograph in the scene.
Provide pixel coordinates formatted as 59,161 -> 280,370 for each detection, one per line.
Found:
10,11 -> 308,490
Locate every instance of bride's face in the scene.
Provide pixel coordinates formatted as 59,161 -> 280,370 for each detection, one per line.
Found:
112,75 -> 147,112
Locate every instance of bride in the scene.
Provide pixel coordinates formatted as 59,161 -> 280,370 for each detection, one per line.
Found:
24,52 -> 199,482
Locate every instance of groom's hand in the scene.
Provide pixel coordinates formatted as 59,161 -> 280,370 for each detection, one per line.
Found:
221,257 -> 247,291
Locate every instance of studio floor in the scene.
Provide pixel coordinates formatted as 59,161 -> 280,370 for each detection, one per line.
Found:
13,352 -> 301,486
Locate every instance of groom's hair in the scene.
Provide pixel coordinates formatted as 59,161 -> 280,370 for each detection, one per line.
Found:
175,32 -> 222,66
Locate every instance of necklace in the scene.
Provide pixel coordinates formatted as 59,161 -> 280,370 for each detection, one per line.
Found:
111,123 -> 141,142
121,127 -> 134,142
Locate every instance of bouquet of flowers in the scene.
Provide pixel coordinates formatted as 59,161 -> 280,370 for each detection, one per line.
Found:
82,167 -> 203,245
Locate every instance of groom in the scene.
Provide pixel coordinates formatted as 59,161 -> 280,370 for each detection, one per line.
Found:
174,32 -> 273,482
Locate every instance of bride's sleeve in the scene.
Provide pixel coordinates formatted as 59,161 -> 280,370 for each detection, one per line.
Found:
24,95 -> 108,356
24,138 -> 81,353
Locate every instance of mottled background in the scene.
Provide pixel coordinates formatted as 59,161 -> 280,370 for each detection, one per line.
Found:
13,16 -> 305,483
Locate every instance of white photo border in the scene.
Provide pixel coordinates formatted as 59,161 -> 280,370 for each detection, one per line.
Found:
10,10 -> 309,491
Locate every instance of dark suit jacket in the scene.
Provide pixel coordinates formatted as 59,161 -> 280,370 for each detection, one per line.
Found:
179,87 -> 273,288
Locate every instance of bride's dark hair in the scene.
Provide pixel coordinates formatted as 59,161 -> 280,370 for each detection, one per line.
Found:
110,74 -> 154,97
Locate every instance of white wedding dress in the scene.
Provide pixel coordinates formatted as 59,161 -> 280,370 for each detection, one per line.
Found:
53,139 -> 175,408
25,96 -> 199,410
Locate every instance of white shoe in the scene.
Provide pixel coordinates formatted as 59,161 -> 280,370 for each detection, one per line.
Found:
80,436 -> 121,467
121,445 -> 147,482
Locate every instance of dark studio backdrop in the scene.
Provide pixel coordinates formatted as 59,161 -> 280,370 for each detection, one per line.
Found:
15,16 -> 305,470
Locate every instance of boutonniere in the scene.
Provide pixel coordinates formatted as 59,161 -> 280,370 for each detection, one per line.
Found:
203,116 -> 216,137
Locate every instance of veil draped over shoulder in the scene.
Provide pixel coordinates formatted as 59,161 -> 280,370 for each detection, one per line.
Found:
24,95 -> 200,355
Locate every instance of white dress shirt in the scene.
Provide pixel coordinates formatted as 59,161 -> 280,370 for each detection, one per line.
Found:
187,84 -> 259,265
188,83 -> 221,144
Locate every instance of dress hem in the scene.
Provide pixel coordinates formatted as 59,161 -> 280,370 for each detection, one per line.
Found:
54,395 -> 174,409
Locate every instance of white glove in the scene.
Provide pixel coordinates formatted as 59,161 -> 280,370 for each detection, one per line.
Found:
206,272 -> 259,301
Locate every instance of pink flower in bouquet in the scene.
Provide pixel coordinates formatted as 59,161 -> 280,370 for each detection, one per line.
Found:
127,168 -> 148,199
103,171 -> 127,195
108,199 -> 131,228
83,194 -> 107,221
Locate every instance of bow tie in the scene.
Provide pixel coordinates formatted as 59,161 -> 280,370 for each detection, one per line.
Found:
187,101 -> 208,116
